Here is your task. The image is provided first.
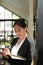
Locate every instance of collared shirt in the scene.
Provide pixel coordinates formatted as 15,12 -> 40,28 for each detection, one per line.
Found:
11,40 -> 25,55
11,34 -> 27,55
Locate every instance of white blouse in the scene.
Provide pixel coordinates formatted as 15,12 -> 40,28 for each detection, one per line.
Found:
11,34 -> 27,55
11,40 -> 24,55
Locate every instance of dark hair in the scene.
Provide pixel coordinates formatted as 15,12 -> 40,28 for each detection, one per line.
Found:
13,19 -> 27,28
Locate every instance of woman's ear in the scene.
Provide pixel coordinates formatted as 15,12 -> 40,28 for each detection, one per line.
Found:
25,27 -> 29,33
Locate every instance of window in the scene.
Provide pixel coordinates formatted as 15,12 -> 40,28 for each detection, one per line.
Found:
0,6 -> 20,44
0,6 -> 4,19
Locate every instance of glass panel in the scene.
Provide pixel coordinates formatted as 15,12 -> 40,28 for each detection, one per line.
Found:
0,22 -> 4,39
13,21 -> 17,38
13,14 -> 19,19
5,21 -> 12,40
0,6 -> 4,19
5,9 -> 12,19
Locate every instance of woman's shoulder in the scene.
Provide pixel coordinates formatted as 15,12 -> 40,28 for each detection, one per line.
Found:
23,37 -> 31,47
25,37 -> 30,44
11,37 -> 19,45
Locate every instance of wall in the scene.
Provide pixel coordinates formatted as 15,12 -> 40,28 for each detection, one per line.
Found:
36,0 -> 43,50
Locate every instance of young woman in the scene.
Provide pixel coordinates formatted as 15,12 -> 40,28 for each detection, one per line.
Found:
3,19 -> 32,65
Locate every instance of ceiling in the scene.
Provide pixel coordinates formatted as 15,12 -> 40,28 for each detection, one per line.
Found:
0,0 -> 29,20
0,0 -> 37,20
11,0 -> 29,12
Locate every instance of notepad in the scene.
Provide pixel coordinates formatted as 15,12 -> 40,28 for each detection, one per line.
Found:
6,53 -> 26,61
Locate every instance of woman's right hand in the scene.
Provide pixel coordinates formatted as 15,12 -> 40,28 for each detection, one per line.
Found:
2,48 -> 10,59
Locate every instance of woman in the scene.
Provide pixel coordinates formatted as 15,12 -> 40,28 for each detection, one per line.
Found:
3,19 -> 32,65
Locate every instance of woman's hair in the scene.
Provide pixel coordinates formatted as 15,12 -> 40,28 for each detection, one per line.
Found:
13,19 -> 27,28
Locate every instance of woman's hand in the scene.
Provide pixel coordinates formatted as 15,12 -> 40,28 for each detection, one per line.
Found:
2,48 -> 10,59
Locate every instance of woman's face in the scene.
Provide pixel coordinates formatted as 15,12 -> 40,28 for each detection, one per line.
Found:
14,25 -> 26,39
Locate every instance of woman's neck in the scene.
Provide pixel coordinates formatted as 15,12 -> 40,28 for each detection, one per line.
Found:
18,33 -> 27,45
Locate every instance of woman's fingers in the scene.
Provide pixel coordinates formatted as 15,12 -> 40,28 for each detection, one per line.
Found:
3,48 -> 10,55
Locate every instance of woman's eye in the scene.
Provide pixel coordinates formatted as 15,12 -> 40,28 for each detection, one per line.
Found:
15,29 -> 21,33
